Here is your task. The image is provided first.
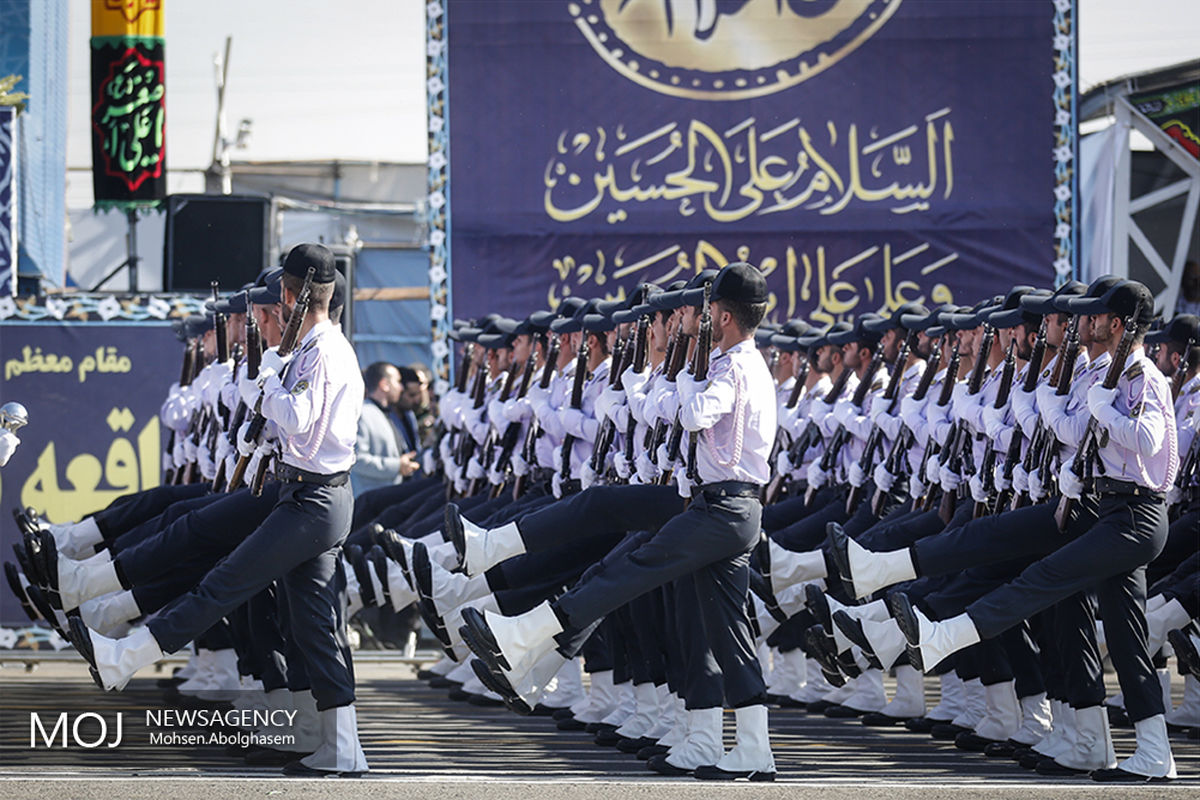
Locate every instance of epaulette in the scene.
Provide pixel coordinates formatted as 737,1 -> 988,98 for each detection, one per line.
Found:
1123,362 -> 1144,381
1187,383 -> 1199,396
871,379 -> 885,392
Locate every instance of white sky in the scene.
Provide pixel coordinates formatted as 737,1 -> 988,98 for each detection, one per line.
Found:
64,0 -> 1199,180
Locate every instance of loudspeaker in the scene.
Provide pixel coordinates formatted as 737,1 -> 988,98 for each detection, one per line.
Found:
163,194 -> 272,292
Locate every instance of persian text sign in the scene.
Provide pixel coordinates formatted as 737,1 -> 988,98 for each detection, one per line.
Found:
90,0 -> 166,209
0,323 -> 176,624
443,0 -> 1061,321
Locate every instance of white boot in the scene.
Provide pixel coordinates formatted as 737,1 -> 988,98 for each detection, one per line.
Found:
1034,702 -> 1077,759
426,541 -> 461,572
1109,714 -> 1176,780
78,590 -> 141,637
952,678 -> 986,730
703,705 -> 776,780
90,625 -> 164,691
911,611 -> 981,672
176,650 -> 217,696
342,561 -> 364,618
49,517 -> 104,559
794,661 -> 834,704
645,686 -> 677,740
615,682 -> 659,739
509,651 -> 570,710
881,664 -> 926,719
1166,674 -> 1200,728
1055,705 -> 1116,771
766,648 -> 793,696
58,552 -> 119,611
973,680 -> 1022,742
462,518 -> 525,577
750,596 -> 780,639
446,593 -> 499,660
663,707 -> 723,770
481,601 -> 563,677
386,560 -> 417,610
842,669 -> 887,712
926,673 -> 965,722
1159,668 -> 1173,717
432,567 -> 489,617
861,616 -> 908,671
256,689 -> 318,753
1147,598 -> 1190,654
600,681 -> 636,728
847,538 -> 915,599
655,695 -> 688,746
768,543 -> 826,595
232,676 -> 267,715
1011,692 -> 1053,745
539,657 -> 586,710
576,670 -> 618,724
297,704 -> 369,775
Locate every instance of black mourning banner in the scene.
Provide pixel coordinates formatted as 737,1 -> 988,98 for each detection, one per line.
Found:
90,38 -> 167,208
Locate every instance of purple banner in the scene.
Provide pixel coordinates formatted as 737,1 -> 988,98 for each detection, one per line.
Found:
1,322 -> 177,625
439,0 -> 1071,328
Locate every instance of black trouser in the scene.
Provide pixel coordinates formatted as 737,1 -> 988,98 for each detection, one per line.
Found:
554,491 -> 767,709
148,480 -> 356,710
95,483 -> 211,541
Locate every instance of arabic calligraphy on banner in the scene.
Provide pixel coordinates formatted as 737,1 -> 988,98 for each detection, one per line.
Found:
0,324 -> 178,623
441,0 -> 1060,327
546,236 -> 955,323
545,108 -> 954,224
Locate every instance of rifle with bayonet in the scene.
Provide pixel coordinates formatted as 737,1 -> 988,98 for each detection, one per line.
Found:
974,339 -> 1017,517
787,354 -> 854,476
806,349 -> 884,505
620,315 -> 653,478
870,334 -> 943,516
558,331 -> 591,487
937,323 -> 994,523
995,315 -> 1050,510
215,292 -> 260,491
1012,320 -> 1065,509
915,340 -> 961,511
493,332 -> 544,492
1055,305 -> 1140,530
589,327 -> 632,476
227,267 -> 315,495
846,333 -> 913,514
515,334 -> 561,497
682,284 -> 714,487
1035,314 -> 1083,499
475,357 -> 520,497
648,325 -> 691,455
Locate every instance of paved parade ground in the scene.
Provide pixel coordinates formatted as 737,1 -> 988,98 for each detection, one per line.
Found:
0,658 -> 1196,798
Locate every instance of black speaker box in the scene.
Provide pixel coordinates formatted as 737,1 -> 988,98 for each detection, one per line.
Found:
163,194 -> 272,292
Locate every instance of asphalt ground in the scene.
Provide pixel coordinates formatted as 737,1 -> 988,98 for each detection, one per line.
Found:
0,660 -> 1196,798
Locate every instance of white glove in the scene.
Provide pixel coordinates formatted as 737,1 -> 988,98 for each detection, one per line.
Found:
621,367 -> 649,395
848,462 -> 867,488
172,436 -> 187,468
899,396 -> 924,436
674,467 -> 692,499
1027,468 -> 1045,501
198,445 -> 215,481
502,396 -> 530,423
1038,388 -> 1069,418
613,451 -> 631,480
487,466 -> 505,486
776,450 -> 792,476
580,461 -> 597,490
876,410 -> 902,441
949,383 -> 972,421
831,399 -> 854,425
1087,385 -> 1119,417
1057,462 -> 1083,500
422,449 -> 437,475
1012,465 -> 1029,494
981,405 -> 1008,441
454,474 -> 469,495
969,474 -> 988,504
239,374 -> 260,407
908,473 -> 925,499
511,451 -> 529,477
465,455 -> 486,480
235,420 -> 256,458
213,431 -> 231,466
656,442 -> 674,472
873,462 -> 896,493
993,462 -> 1011,491
183,436 -> 197,463
0,431 -> 18,467
1166,486 -> 1182,506
635,450 -> 658,483
1034,382 -> 1057,412
806,460 -> 828,488
560,407 -> 587,439
924,456 -> 940,484
938,464 -> 961,491
259,348 -> 291,377
551,472 -> 564,499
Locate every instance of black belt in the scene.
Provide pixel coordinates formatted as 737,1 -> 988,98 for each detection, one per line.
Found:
692,481 -> 761,500
1090,477 -> 1163,500
276,463 -> 350,487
